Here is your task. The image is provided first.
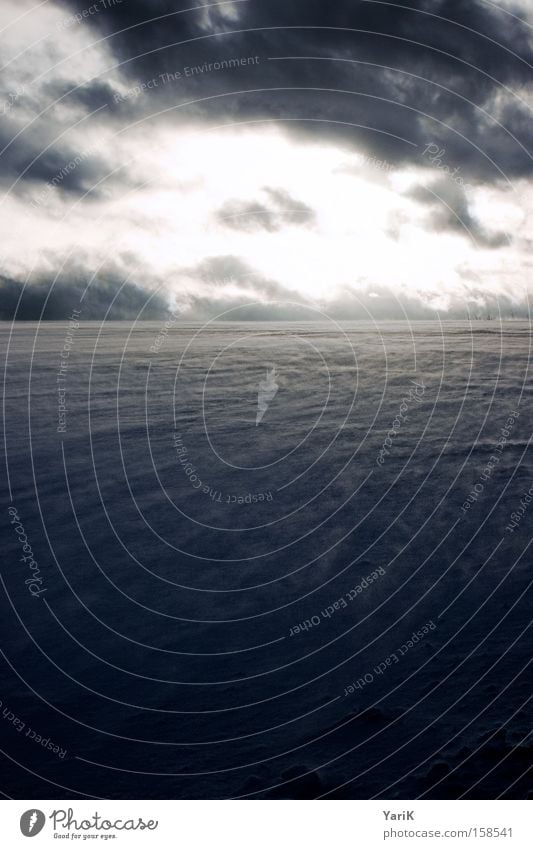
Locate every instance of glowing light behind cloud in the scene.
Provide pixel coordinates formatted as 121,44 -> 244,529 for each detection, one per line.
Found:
0,0 -> 532,317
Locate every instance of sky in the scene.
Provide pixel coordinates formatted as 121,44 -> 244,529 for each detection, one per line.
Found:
1,0 -> 533,319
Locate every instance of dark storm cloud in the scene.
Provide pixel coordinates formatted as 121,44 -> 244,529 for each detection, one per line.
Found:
27,149 -> 105,195
181,296 -> 318,321
326,286 -> 532,320
183,254 -> 303,301
2,253 -> 529,321
43,79 -> 121,114
53,0 -> 533,181
2,0 -> 531,194
0,269 -> 169,320
407,178 -> 510,248
0,120 -> 111,198
215,187 -> 316,231
182,283 -> 533,321
166,253 -> 532,320
263,188 -> 316,224
215,199 -> 280,232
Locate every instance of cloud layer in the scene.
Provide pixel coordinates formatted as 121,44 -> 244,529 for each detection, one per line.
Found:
1,0 -> 532,319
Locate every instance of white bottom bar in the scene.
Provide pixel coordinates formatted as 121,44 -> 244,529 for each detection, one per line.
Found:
1,800 -> 531,848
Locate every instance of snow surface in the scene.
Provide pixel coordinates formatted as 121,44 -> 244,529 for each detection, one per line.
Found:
1,320 -> 532,799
